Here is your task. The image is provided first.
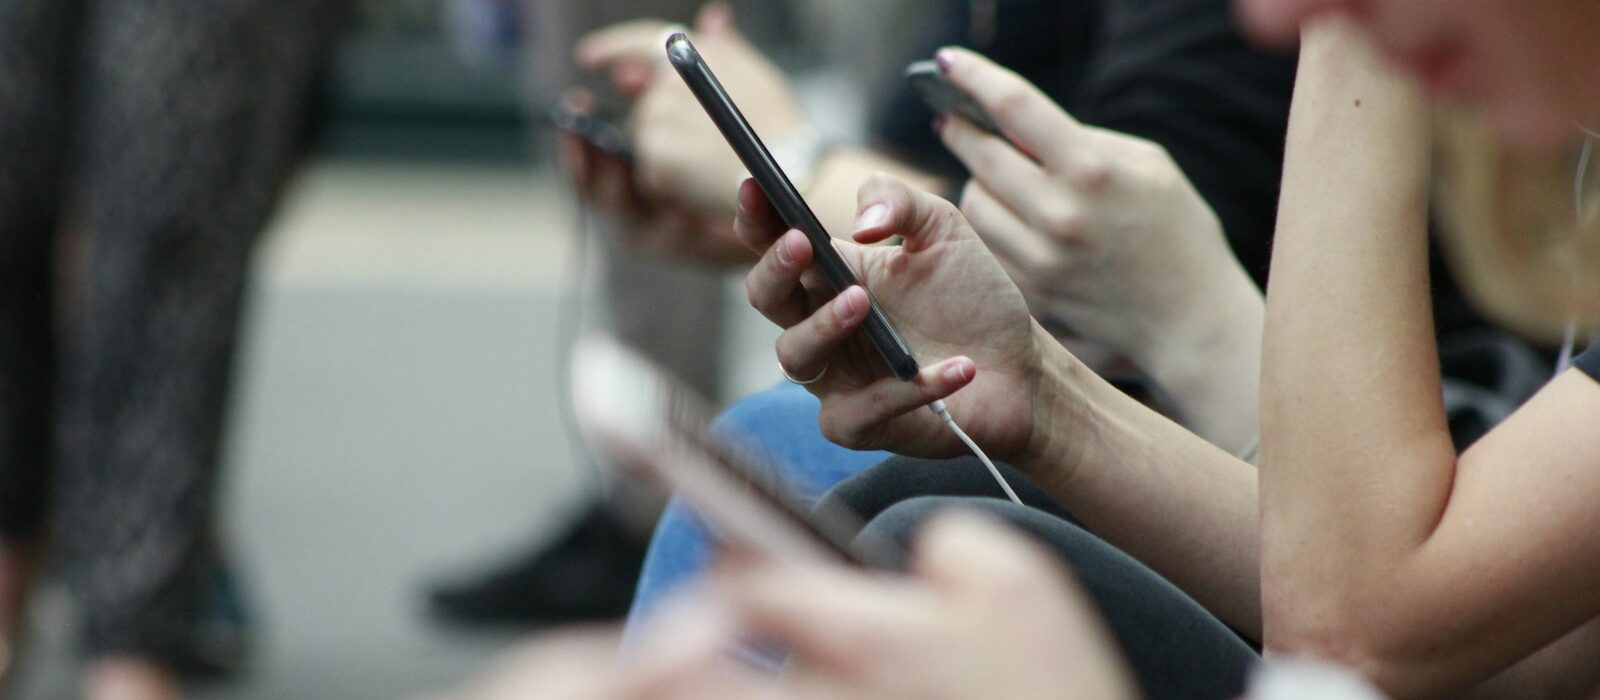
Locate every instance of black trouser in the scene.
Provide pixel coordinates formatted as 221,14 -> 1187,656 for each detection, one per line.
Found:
817,456 -> 1258,700
0,0 -> 343,663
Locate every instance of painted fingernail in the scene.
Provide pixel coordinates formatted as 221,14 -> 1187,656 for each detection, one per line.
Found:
855,204 -> 890,231
943,358 -> 974,383
935,48 -> 957,73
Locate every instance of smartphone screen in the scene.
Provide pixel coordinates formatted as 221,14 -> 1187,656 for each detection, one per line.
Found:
664,32 -> 920,382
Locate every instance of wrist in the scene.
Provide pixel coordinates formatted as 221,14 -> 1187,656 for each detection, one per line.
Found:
766,124 -> 832,194
1136,268 -> 1265,453
803,149 -> 944,238
1138,267 -> 1263,394
1016,321 -> 1094,481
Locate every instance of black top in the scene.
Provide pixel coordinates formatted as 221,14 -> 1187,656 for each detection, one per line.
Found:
1576,346 -> 1600,382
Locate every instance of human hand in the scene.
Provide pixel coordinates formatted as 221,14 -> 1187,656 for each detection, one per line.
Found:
559,90 -> 755,266
422,622 -> 754,700
577,3 -> 809,218
697,512 -> 1139,700
736,173 -> 1070,465
431,515 -> 1138,700
934,48 -> 1262,380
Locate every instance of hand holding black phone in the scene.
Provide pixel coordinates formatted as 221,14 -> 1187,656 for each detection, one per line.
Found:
663,32 -> 920,381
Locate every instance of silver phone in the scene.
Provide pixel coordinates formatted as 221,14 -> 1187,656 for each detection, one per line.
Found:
905,59 -> 1004,136
571,336 -> 898,568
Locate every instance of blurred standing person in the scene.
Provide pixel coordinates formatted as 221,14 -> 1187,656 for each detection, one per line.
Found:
427,0 -> 760,630
528,0 -> 749,406
0,0 -> 345,698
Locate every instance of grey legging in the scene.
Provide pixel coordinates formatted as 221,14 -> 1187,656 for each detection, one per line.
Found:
0,0 -> 343,665
816,456 -> 1259,700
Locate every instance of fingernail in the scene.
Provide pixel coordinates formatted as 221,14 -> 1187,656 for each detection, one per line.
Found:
943,358 -> 973,383
838,287 -> 866,328
935,48 -> 957,73
854,204 -> 890,231
776,231 -> 797,266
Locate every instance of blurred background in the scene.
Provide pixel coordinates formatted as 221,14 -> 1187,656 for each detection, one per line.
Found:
1,0 -> 934,697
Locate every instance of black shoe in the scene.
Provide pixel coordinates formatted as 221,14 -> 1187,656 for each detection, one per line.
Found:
172,561 -> 254,680
428,502 -> 648,629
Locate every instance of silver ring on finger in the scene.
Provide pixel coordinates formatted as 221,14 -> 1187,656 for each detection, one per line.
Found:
782,360 -> 829,386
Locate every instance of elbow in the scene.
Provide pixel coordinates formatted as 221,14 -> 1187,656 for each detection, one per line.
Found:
1262,571 -> 1431,697
1262,583 -> 1375,673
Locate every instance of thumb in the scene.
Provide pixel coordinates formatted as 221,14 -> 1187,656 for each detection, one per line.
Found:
851,173 -> 969,252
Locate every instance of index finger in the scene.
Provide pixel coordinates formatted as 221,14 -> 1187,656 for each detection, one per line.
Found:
733,178 -> 787,251
935,47 -> 1083,167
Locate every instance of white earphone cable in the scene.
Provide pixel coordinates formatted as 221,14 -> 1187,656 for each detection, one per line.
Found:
1558,131 -> 1596,374
928,399 -> 1023,505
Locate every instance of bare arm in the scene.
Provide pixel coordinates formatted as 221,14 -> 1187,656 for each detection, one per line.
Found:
1023,341 -> 1264,637
1260,21 -> 1600,697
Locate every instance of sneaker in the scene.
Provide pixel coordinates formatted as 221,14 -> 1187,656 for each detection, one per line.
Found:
165,559 -> 253,680
427,502 -> 648,629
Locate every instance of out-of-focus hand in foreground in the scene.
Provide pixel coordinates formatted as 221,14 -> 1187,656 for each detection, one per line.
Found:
428,513 -> 1136,700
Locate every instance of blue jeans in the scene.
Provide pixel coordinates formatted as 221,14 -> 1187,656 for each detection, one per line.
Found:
622,382 -> 889,642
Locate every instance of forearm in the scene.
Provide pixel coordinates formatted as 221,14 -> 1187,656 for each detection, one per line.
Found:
1024,330 -> 1263,637
1259,17 -> 1456,663
1458,617 -> 1600,700
805,148 -> 944,238
1141,266 -> 1265,458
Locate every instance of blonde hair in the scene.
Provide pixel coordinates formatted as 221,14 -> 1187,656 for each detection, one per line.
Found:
1433,109 -> 1600,345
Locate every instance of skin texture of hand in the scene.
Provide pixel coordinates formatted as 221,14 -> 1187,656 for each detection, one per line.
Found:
936,49 -> 1261,384
735,174 -> 1063,464
577,3 -> 808,218
934,47 -> 1265,453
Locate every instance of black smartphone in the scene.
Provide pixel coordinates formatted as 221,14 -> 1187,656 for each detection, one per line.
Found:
664,32 -> 920,381
549,101 -> 635,163
905,60 -> 1004,137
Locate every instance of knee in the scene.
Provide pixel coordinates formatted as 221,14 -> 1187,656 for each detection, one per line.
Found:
817,454 -> 1016,524
851,496 -> 970,570
711,383 -> 818,442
